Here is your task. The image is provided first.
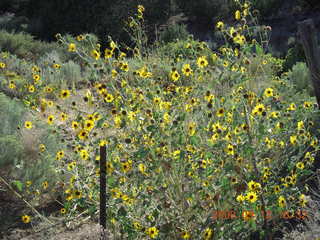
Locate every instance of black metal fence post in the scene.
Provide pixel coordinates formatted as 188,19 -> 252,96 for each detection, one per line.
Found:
100,145 -> 107,238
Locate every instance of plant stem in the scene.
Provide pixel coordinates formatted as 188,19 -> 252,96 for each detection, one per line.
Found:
243,104 -> 270,239
0,176 -> 54,225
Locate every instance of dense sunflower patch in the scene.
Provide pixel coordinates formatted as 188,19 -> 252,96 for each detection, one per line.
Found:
0,1 -> 319,239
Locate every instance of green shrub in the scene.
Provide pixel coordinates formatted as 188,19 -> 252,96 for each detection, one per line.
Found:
59,60 -> 83,88
282,44 -> 306,73
37,50 -> 64,86
0,13 -> 28,32
0,134 -> 24,168
38,51 -> 85,88
0,92 -> 25,168
156,38 -> 212,60
158,24 -> 190,43
0,92 -> 26,136
14,124 -> 60,188
0,30 -> 61,60
287,62 -> 313,95
0,52 -> 35,99
0,93 -> 60,189
38,50 -> 62,66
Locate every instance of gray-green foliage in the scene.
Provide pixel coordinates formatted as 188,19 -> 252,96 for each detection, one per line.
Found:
0,134 -> 24,168
39,57 -> 83,88
0,93 -> 26,136
37,50 -> 63,86
38,50 -> 62,66
38,49 -> 88,88
0,53 -> 34,99
0,93 -> 60,187
0,30 -> 61,60
0,13 -> 28,32
16,124 -> 60,187
287,62 -> 313,95
60,60 -> 83,87
0,93 -> 26,167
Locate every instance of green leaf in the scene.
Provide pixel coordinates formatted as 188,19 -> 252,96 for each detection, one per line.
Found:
179,113 -> 186,122
150,148 -> 157,159
258,123 -> 265,136
249,219 -> 257,230
96,117 -> 105,128
301,169 -> 313,175
179,150 -> 185,160
205,152 -> 213,159
146,125 -> 157,133
242,45 -> 253,54
12,180 -> 23,191
244,145 -> 255,156
178,133 -> 185,145
220,177 -> 229,190
190,136 -> 200,145
134,147 -> 149,159
107,176 -> 115,186
255,43 -> 264,55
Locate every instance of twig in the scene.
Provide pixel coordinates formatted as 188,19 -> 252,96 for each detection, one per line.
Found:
24,209 -> 90,236
0,176 -> 54,225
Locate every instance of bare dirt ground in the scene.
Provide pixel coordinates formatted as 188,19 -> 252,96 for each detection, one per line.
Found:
1,221 -> 106,240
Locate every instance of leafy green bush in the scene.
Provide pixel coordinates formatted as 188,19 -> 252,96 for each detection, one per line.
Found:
1,3 -> 320,239
158,24 -> 190,43
287,62 -> 313,95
